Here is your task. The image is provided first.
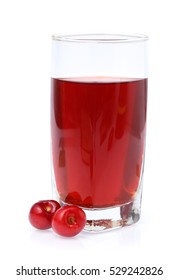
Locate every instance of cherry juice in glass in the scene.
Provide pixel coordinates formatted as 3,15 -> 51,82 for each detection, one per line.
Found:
51,77 -> 147,208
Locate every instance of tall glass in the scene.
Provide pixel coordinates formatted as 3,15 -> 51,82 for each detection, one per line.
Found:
51,34 -> 148,232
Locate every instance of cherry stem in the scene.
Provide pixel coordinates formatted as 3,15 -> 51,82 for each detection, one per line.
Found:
68,216 -> 76,225
45,206 -> 51,212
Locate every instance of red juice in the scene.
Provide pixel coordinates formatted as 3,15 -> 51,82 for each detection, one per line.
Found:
51,77 -> 147,208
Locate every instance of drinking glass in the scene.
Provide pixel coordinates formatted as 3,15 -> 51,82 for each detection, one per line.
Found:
51,34 -> 148,232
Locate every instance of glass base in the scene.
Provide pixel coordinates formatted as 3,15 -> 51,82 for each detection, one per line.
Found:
60,197 -> 141,232
84,202 -> 140,232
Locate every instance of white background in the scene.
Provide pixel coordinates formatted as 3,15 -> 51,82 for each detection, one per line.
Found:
0,0 -> 179,279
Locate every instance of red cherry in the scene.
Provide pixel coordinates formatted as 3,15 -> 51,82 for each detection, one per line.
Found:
65,191 -> 82,205
29,200 -> 61,230
52,205 -> 86,237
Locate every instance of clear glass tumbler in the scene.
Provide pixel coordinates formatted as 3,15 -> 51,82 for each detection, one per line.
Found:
51,34 -> 148,232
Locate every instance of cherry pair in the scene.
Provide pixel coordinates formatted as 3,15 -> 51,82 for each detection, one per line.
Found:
29,200 -> 86,237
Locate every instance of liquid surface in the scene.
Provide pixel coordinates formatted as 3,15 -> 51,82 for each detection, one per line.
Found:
51,77 -> 147,208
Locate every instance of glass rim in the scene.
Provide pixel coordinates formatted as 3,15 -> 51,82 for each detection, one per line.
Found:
52,33 -> 148,43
